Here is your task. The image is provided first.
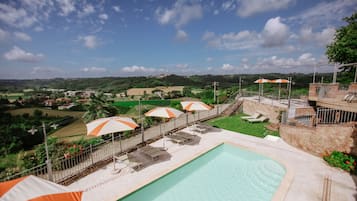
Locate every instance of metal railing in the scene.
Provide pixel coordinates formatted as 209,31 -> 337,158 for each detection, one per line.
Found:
1,104 -> 229,183
317,108 -> 357,124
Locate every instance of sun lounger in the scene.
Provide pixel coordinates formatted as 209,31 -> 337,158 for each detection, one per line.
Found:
241,112 -> 261,120
175,131 -> 195,140
115,154 -> 143,171
140,146 -> 167,161
167,135 -> 189,144
247,116 -> 269,123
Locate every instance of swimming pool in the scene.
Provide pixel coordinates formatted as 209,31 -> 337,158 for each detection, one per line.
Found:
118,143 -> 286,201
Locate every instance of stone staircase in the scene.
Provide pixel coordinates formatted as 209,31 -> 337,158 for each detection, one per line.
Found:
221,99 -> 243,116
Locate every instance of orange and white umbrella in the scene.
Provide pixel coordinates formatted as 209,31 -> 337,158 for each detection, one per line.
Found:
145,107 -> 183,148
0,175 -> 82,201
271,79 -> 290,100
254,78 -> 271,83
144,107 -> 183,118
180,101 -> 212,112
271,79 -> 290,83
86,116 -> 138,170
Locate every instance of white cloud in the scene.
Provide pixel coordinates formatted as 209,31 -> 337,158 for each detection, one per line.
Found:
57,0 -> 76,16
0,3 -> 37,28
202,30 -> 260,50
99,13 -> 108,20
155,3 -> 202,28
34,26 -> 44,32
262,17 -> 289,47
78,35 -> 98,49
14,32 -> 32,41
4,46 -> 44,63
299,27 -> 335,46
222,1 -> 236,11
175,29 -> 188,41
213,10 -> 219,15
237,0 -> 293,17
256,53 -> 316,69
78,4 -> 95,17
113,6 -> 121,13
0,28 -> 9,41
289,0 -> 357,27
206,57 -> 213,62
176,64 -> 188,69
221,63 -> 235,71
81,67 -> 107,73
121,65 -> 158,73
31,66 -> 62,75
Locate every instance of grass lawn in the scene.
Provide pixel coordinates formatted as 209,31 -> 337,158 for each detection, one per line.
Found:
207,113 -> 279,138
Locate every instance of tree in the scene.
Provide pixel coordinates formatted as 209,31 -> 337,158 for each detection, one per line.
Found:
326,12 -> 357,72
82,93 -> 118,123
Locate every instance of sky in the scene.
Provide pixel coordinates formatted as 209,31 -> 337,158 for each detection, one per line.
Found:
0,0 -> 356,79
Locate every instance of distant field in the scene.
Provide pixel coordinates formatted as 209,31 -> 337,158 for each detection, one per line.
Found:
8,108 -> 84,118
0,93 -> 27,101
8,108 -> 86,142
113,99 -> 180,107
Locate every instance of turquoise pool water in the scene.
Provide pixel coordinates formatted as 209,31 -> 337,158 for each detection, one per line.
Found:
118,144 -> 285,201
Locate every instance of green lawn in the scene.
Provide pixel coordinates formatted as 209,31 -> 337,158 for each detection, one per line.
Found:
207,114 -> 279,138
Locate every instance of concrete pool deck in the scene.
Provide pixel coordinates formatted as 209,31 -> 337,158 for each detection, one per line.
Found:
69,126 -> 357,201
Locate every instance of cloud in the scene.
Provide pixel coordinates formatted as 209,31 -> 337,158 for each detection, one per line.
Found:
262,17 -> 289,47
57,0 -> 76,16
0,28 -> 9,41
237,0 -> 293,17
0,3 -> 37,28
299,27 -> 335,46
78,35 -> 98,49
289,0 -> 357,27
14,32 -> 32,41
175,29 -> 188,41
221,63 -> 235,71
256,53 -> 316,69
4,46 -> 44,63
78,4 -> 95,17
176,64 -> 188,69
113,6 -> 121,13
31,66 -> 63,76
202,30 -> 260,50
206,57 -> 213,62
81,67 -> 107,73
34,26 -> 44,32
155,2 -> 202,28
99,13 -> 108,20
121,65 -> 158,73
222,1 -> 236,12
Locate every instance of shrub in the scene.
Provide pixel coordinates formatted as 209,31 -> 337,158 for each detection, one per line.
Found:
323,151 -> 357,174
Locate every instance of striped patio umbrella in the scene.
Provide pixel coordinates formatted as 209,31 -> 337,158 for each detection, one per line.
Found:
254,78 -> 272,100
180,101 -> 212,125
145,107 -> 184,148
86,116 -> 138,170
0,175 -> 83,201
271,79 -> 290,100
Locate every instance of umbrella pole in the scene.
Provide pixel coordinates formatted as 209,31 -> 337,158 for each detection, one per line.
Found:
186,112 -> 188,126
160,123 -> 165,149
119,133 -> 122,153
112,133 -> 115,170
278,83 -> 281,101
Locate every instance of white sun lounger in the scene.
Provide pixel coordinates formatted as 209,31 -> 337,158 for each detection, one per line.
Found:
247,116 -> 269,123
241,112 -> 261,120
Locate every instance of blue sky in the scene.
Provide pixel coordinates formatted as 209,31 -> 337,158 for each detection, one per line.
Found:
0,0 -> 356,79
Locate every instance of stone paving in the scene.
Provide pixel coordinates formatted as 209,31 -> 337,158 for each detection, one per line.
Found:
69,125 -> 357,201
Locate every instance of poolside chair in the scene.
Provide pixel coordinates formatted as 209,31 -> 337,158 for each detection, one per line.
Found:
167,134 -> 189,144
241,112 -> 261,120
247,116 -> 269,123
175,131 -> 196,140
115,154 -> 143,171
139,146 -> 167,161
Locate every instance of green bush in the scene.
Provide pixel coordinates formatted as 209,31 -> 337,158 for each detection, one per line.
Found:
323,151 -> 357,173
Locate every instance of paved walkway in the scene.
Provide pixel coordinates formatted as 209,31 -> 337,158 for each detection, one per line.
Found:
69,126 -> 357,201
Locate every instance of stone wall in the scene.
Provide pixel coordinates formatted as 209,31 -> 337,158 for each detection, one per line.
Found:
280,123 -> 357,156
242,99 -> 286,123
295,107 -> 315,117
348,83 -> 357,92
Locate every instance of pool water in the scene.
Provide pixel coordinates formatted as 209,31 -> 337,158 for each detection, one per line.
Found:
118,144 -> 285,201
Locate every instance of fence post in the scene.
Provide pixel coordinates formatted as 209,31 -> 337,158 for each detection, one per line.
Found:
90,144 -> 94,166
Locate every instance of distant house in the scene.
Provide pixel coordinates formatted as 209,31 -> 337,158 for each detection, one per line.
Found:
64,90 -> 96,98
44,99 -> 56,107
126,86 -> 184,97
58,103 -> 75,110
